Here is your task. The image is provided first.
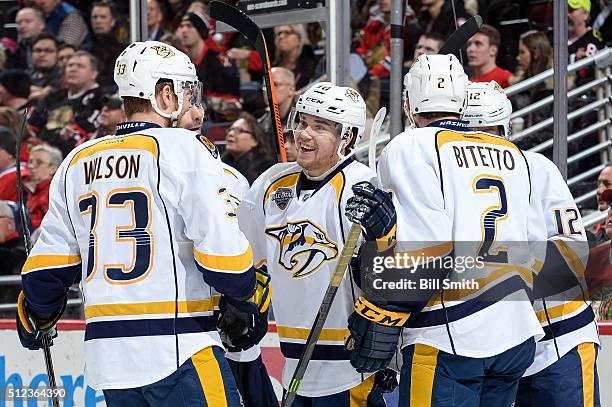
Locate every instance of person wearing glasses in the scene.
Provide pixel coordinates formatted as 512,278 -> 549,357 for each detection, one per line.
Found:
27,33 -> 61,101
24,144 -> 62,230
273,24 -> 317,90
222,112 -> 276,184
257,67 -> 297,142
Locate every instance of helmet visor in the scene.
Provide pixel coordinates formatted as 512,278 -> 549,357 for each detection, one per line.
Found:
287,109 -> 343,137
177,80 -> 203,108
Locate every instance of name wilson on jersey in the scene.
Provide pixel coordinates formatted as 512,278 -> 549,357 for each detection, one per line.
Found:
83,154 -> 141,184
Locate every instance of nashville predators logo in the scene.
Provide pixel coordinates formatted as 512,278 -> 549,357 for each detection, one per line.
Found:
265,220 -> 338,278
151,45 -> 176,58
345,88 -> 360,103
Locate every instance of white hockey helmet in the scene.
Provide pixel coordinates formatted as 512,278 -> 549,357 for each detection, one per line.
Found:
288,82 -> 366,159
114,41 -> 202,127
403,54 -> 468,119
464,81 -> 513,138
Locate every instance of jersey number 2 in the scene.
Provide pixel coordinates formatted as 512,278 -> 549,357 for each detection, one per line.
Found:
79,188 -> 154,284
473,175 -> 509,263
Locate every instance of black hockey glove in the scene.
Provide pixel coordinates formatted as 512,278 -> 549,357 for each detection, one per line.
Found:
346,182 -> 396,243
16,291 -> 66,351
217,268 -> 271,351
345,297 -> 408,373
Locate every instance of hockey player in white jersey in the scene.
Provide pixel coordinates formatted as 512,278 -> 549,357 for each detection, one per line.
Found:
233,82 -> 388,405
345,54 -> 548,406
16,41 -> 270,406
464,80 -> 600,407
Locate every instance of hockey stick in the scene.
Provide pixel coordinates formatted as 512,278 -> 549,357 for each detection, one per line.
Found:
369,107 -> 386,171
437,14 -> 483,56
282,110 -> 388,407
209,1 -> 287,162
15,111 -> 60,407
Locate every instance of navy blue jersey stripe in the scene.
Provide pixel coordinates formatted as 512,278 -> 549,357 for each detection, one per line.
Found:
541,306 -> 596,342
84,315 -> 216,341
408,274 -> 530,328
280,342 -> 351,361
195,263 -> 256,299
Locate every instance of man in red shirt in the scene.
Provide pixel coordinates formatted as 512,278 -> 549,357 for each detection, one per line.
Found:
467,24 -> 512,88
25,144 -> 61,229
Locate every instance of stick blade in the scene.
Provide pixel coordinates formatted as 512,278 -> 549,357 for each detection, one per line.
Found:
438,15 -> 483,55
369,107 -> 386,171
209,1 -> 260,45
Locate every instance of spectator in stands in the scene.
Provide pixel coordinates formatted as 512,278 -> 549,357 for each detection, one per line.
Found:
82,1 -> 125,93
568,0 -> 605,86
593,0 -> 612,46
0,70 -> 31,112
0,107 -> 40,163
222,112 -> 276,184
177,12 -> 241,120
10,7 -> 46,70
167,0 -> 191,32
415,0 -> 470,39
467,25 -> 513,88
28,51 -> 104,156
93,96 -> 126,138
25,144 -> 61,229
284,129 -> 297,162
0,126 -> 21,202
33,0 -> 88,46
592,164 -> 612,243
512,30 -> 554,149
147,0 -> 167,41
57,42 -> 76,72
273,24 -> 317,90
0,200 -> 26,283
28,33 -> 61,101
258,67 -> 296,138
405,32 -> 445,68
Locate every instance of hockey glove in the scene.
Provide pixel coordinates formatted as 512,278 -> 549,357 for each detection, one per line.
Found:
217,268 -> 271,351
345,296 -> 408,373
346,182 -> 396,248
16,291 -> 66,351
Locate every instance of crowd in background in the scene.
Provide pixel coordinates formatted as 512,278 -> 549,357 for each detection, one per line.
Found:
0,0 -> 611,313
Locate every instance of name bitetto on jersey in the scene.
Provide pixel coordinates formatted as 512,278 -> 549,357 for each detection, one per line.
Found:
83,153 -> 141,185
452,144 -> 516,171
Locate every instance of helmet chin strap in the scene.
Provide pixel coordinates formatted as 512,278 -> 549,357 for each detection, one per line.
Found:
151,97 -> 183,128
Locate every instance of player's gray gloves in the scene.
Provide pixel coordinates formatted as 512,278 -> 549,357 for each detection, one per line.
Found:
346,181 -> 396,242
345,296 -> 408,373
217,268 -> 271,351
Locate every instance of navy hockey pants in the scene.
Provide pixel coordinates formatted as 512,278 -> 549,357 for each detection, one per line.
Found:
102,346 -> 241,407
399,337 -> 536,407
283,373 -> 386,406
227,355 -> 279,407
516,342 -> 600,407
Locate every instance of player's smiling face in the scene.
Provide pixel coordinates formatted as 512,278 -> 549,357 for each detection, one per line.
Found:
295,113 -> 341,177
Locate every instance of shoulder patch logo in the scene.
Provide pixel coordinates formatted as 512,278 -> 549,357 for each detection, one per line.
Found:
196,134 -> 219,159
271,187 -> 293,210
265,220 -> 338,278
151,45 -> 175,58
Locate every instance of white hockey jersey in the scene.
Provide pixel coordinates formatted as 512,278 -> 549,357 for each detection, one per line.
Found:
238,159 -> 375,397
378,121 -> 546,358
21,123 -> 256,390
523,151 -> 599,376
